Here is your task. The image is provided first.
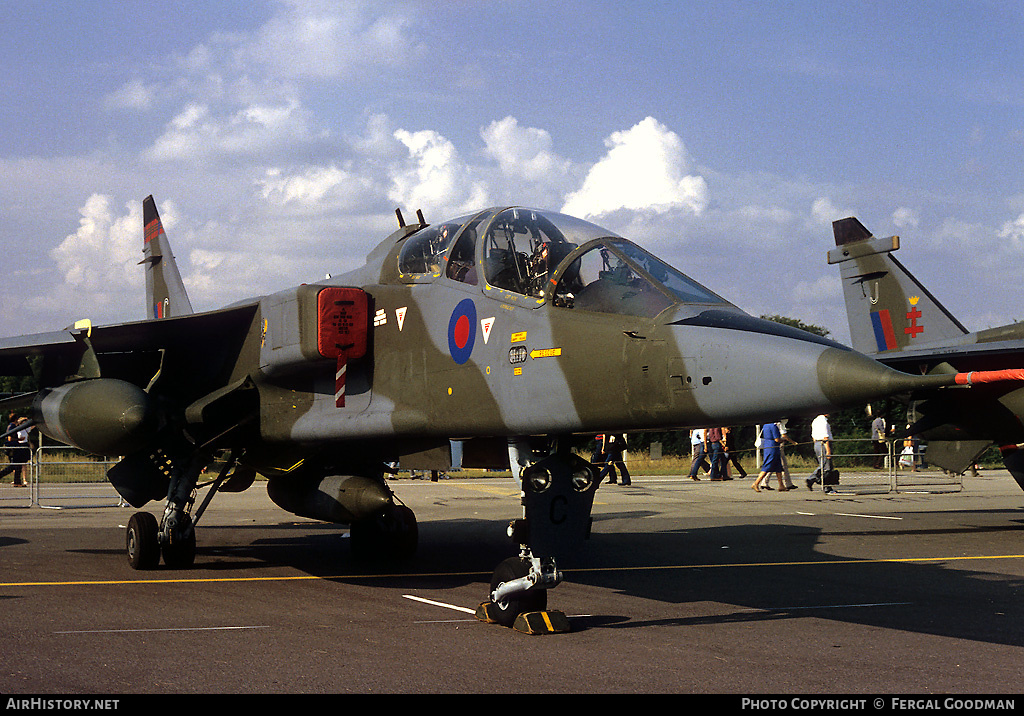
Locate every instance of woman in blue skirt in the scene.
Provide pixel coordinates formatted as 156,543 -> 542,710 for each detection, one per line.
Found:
753,422 -> 786,492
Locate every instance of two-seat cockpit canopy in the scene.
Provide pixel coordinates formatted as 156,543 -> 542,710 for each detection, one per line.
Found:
398,207 -> 730,318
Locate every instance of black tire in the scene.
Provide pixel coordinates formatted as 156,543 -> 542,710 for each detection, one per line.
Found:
488,556 -> 547,627
161,514 -> 196,569
350,503 -> 418,562
126,512 -> 160,570
385,504 -> 418,560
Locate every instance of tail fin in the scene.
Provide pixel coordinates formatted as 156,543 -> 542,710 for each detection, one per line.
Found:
827,217 -> 967,355
141,195 -> 193,319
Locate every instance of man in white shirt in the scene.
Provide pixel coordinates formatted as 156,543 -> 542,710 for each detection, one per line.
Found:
871,415 -> 888,469
688,428 -> 709,481
806,414 -> 835,493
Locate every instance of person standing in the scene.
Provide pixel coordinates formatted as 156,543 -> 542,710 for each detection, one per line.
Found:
722,426 -> 746,478
871,414 -> 888,469
689,428 -> 709,481
592,434 -> 608,478
777,420 -> 797,490
806,414 -> 835,493
752,422 -> 785,492
598,433 -> 631,486
0,416 -> 31,487
706,426 -> 725,480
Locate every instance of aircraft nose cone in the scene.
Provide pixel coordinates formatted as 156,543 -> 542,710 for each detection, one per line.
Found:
661,314 -> 957,427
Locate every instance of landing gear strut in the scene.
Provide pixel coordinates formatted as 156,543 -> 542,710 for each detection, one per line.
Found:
485,554 -> 553,627
477,438 -> 599,633
124,449 -> 238,570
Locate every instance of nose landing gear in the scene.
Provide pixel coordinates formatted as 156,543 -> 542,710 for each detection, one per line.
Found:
476,441 -> 599,634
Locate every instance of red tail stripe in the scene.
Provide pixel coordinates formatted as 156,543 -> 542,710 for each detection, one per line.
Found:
144,219 -> 162,244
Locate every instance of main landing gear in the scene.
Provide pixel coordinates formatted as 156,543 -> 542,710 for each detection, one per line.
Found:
122,448 -> 417,570
476,439 -> 600,634
125,507 -> 198,570
124,449 -> 240,570
349,501 -> 418,562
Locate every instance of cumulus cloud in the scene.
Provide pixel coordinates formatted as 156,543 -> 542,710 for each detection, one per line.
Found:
185,246 -> 304,306
258,165 -> 376,211
241,0 -> 418,80
387,127 -> 489,217
998,213 -> 1024,248
146,100 -> 323,162
31,195 -> 150,321
133,2 -> 420,166
103,78 -> 157,111
348,113 -> 404,159
561,117 -> 708,219
49,195 -> 144,291
810,197 -> 854,226
892,206 -> 920,229
481,116 -> 572,183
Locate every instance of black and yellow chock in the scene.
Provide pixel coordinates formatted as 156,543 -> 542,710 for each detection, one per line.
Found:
475,602 -> 570,634
475,601 -> 501,623
513,610 -> 570,635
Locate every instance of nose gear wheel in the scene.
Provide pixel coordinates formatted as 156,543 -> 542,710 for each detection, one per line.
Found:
488,556 -> 547,628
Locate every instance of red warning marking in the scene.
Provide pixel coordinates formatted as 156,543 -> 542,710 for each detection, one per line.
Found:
144,219 -> 161,244
954,369 -> 1024,385
335,356 -> 347,407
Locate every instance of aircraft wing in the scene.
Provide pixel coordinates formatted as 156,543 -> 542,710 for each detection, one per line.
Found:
85,304 -> 257,351
873,338 -> 1024,374
0,329 -> 79,374
0,303 -> 259,388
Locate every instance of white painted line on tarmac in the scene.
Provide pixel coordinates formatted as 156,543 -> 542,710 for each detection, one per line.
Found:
55,625 -> 270,634
795,510 -> 903,520
769,601 -> 912,611
403,594 -> 476,614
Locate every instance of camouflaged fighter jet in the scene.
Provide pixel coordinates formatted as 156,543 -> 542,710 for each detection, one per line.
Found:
830,217 -> 1024,490
0,198 -> 1018,630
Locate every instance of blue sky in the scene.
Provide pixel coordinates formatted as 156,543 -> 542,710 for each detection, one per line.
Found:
1,0 -> 1022,343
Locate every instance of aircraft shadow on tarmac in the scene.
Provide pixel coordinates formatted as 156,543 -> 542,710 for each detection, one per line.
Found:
0,535 -> 29,602
69,517 -> 512,583
58,506 -> 1024,648
567,516 -> 1024,647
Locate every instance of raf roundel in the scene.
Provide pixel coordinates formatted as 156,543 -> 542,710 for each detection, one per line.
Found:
447,298 -> 477,365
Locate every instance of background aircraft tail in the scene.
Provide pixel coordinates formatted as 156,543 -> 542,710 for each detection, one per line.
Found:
827,217 -> 967,355
141,195 -> 193,319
